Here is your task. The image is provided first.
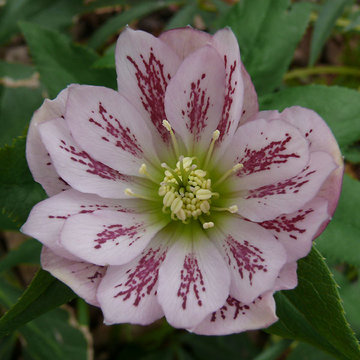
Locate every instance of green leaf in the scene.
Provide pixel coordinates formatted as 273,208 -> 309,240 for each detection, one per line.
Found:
19,22 -> 116,98
0,277 -> 89,360
92,44 -> 116,69
334,270 -> 360,336
309,0 -> 350,66
0,60 -> 35,80
0,0 -> 83,45
88,0 -> 180,50
259,85 -> 360,155
218,0 -> 312,95
267,247 -> 360,360
316,175 -> 360,267
0,269 -> 76,337
21,308 -> 89,360
0,239 -> 41,273
253,340 -> 292,360
164,3 -> 198,30
0,86 -> 43,147
288,343 -> 336,360
0,137 -> 46,228
0,333 -> 16,360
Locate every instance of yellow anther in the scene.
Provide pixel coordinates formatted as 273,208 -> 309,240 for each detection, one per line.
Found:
228,205 -> 238,213
203,221 -> 214,229
163,191 -> 175,207
171,197 -> 183,213
162,119 -> 180,158
177,208 -> 186,221
196,189 -> 213,200
124,188 -> 134,196
214,163 -> 244,187
194,169 -> 207,177
138,163 -> 158,183
200,201 -> 210,213
158,185 -> 167,196
212,130 -> 220,140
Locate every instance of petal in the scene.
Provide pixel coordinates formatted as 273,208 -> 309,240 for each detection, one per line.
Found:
21,189 -> 145,260
26,88 -> 70,196
159,26 -> 212,60
157,225 -> 230,329
41,246 -> 106,306
211,28 -> 244,152
279,106 -> 344,217
97,227 -> 174,325
219,118 -> 310,190
60,210 -> 168,266
115,27 -> 182,148
38,118 -> 136,199
238,63 -> 259,126
274,262 -> 298,291
235,151 -> 338,222
164,45 -> 226,155
192,292 -> 277,336
209,216 -> 286,304
258,197 -> 330,262
65,85 -> 160,176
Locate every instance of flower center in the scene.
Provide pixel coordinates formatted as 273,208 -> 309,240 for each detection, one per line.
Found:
158,156 -> 218,228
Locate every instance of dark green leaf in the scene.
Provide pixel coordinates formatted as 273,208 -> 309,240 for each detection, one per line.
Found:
0,277 -> 89,360
316,175 -> 360,267
218,0 -> 312,95
0,0 -> 83,45
88,0 -> 180,50
259,85 -> 360,155
20,22 -> 116,98
309,0 -> 350,66
0,86 -> 43,147
267,247 -> 360,360
253,340 -> 292,360
0,60 -> 35,80
0,333 -> 17,360
0,137 -> 46,228
164,3 -> 198,30
92,44 -> 116,69
288,342 -> 336,360
0,239 -> 41,273
0,269 -> 76,337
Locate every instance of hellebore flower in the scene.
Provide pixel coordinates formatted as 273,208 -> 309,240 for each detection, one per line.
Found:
22,27 -> 343,335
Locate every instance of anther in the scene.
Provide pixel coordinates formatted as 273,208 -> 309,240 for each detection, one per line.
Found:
203,221 -> 214,229
138,163 -> 158,183
171,197 -> 183,213
196,189 -> 212,200
162,119 -> 180,158
203,130 -> 221,169
212,205 -> 239,214
124,188 -> 158,202
214,163 -> 244,187
161,163 -> 182,185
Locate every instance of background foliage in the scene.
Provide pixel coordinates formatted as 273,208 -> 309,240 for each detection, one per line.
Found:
0,0 -> 360,359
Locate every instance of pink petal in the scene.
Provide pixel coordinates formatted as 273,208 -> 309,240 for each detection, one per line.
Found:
60,210 -> 168,266
220,118 -> 310,190
115,27 -> 181,147
41,246 -> 106,306
159,26 -> 212,60
235,151 -> 338,222
157,226 -> 230,328
164,45 -> 226,155
26,88 -> 70,196
97,230 -> 172,325
38,118 -> 135,199
209,217 -> 286,304
21,189 -> 144,260
65,85 -> 160,176
258,197 -> 329,262
279,106 -> 344,217
211,28 -> 244,151
238,63 -> 259,126
191,292 -> 277,336
274,262 -> 298,291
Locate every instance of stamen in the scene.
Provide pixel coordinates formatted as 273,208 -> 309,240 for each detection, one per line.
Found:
178,156 -> 188,186
203,130 -> 220,169
162,120 -> 180,158
203,221 -> 214,229
161,163 -> 182,185
124,188 -> 158,202
214,163 -> 244,187
212,205 -> 239,214
138,163 -> 158,183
